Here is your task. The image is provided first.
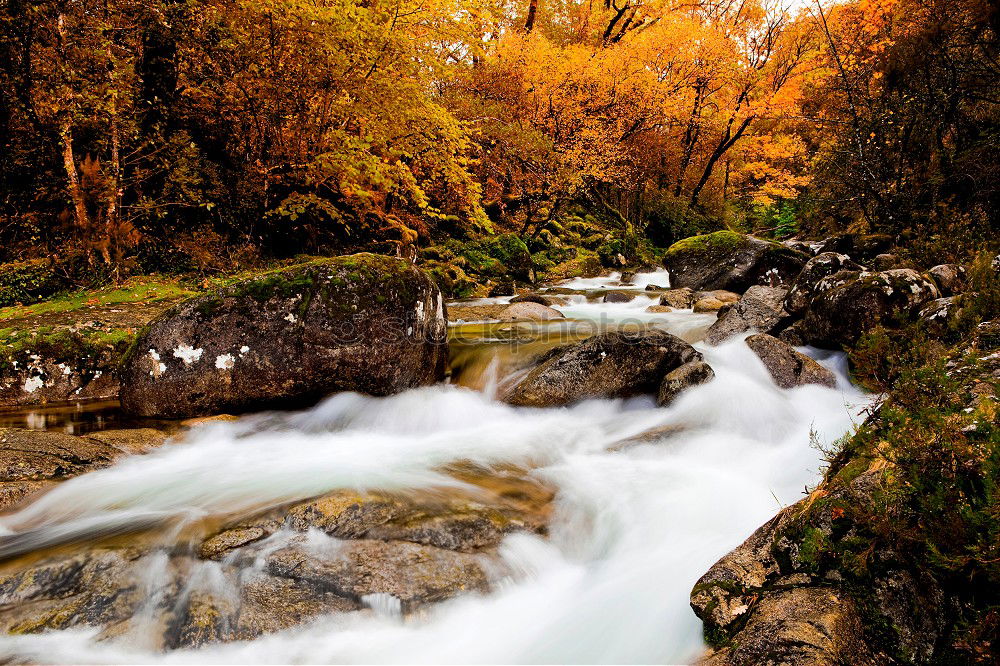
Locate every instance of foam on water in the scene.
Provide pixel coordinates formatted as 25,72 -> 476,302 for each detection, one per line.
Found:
0,271 -> 871,664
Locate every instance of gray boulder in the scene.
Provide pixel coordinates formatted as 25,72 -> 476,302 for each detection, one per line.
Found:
119,254 -> 448,418
504,330 -> 701,407
784,252 -> 864,315
663,232 -> 808,292
927,264 -> 965,296
705,286 -> 790,345
797,269 -> 940,348
745,334 -> 836,389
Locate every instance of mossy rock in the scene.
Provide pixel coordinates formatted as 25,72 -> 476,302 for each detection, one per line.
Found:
664,231 -> 808,292
119,253 -> 449,418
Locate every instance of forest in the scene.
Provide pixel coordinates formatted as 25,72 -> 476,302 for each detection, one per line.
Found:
1,0 -> 997,290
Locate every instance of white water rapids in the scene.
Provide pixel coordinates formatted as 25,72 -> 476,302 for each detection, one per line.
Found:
0,270 -> 871,664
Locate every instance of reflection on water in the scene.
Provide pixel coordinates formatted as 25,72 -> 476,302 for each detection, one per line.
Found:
0,400 -> 175,435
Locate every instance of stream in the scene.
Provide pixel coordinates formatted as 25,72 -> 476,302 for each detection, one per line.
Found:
0,270 -> 871,664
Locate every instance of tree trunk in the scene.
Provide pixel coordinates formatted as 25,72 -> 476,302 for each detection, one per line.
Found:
59,119 -> 90,234
524,0 -> 539,32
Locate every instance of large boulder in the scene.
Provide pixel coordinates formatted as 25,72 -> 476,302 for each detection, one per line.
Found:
504,330 -> 701,407
745,334 -> 836,389
797,269 -> 940,348
660,287 -> 696,309
663,232 -> 808,292
119,254 -> 448,418
496,302 -> 564,321
814,233 -> 893,262
705,286 -> 790,345
784,252 -> 865,315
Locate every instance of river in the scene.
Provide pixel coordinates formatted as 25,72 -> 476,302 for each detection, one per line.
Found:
0,270 -> 870,664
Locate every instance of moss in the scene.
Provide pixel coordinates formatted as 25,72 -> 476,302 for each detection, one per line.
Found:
0,276 -> 196,323
0,325 -> 136,375
665,231 -> 749,258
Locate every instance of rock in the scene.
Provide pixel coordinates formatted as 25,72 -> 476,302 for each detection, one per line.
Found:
745,334 -> 836,389
645,305 -> 674,313
917,296 -> 964,336
663,232 -> 808,292
777,321 -> 807,346
119,254 -> 449,418
798,269 -> 940,348
496,302 -> 565,321
705,287 -> 790,345
0,547 -> 146,635
692,298 -> 725,313
696,290 -> 740,305
660,288 -> 696,309
871,252 -> 901,270
619,271 -> 636,284
782,239 -> 821,256
0,428 -> 163,510
266,539 -> 493,612
657,361 -> 715,406
0,328 -> 124,408
784,253 -> 865,315
510,293 -> 553,306
603,291 -> 634,303
815,233 -> 893,262
504,330 -> 701,407
487,279 -> 515,297
699,588 -> 879,666
84,428 -> 170,455
927,264 -> 965,296
644,284 -> 666,291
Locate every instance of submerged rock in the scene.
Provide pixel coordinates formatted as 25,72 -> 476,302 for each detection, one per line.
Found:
745,334 -> 836,389
798,269 -> 940,348
657,361 -> 715,406
663,232 -> 808,292
705,286 -> 790,345
119,254 -> 448,418
504,330 -> 701,407
602,291 -> 635,303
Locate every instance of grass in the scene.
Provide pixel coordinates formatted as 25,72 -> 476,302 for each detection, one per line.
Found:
0,276 -> 198,322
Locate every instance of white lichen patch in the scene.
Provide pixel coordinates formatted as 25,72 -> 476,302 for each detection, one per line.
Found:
240,345 -> 250,354
215,353 -> 235,370
22,375 -> 45,393
173,344 -> 204,365
58,363 -> 71,375
284,313 -> 298,323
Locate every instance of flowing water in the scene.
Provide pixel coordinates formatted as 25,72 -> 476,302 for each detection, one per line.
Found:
0,270 -> 871,664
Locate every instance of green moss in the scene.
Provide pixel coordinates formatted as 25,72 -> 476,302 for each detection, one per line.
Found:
0,325 -> 136,375
0,276 -> 196,322
665,230 -> 748,257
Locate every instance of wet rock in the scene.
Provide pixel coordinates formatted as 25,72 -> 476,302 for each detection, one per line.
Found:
619,271 -> 636,284
798,269 -> 940,348
777,321 -> 807,346
660,288 -> 696,309
784,253 -> 865,315
496,302 -> 564,321
705,287 -> 790,345
927,264 -> 965,296
0,428 -> 167,510
645,305 -> 674,313
199,526 -> 273,560
693,298 -> 725,313
487,279 -> 515,297
815,233 -> 893,262
644,284 -> 667,291
745,334 -> 836,389
699,588 -> 879,666
0,547 -> 145,634
510,293 -> 553,306
663,232 -> 808,292
503,330 -> 701,407
119,254 -> 449,418
657,361 -> 715,406
266,538 -> 493,611
870,253 -> 901,270
696,290 -> 740,305
602,291 -> 635,304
